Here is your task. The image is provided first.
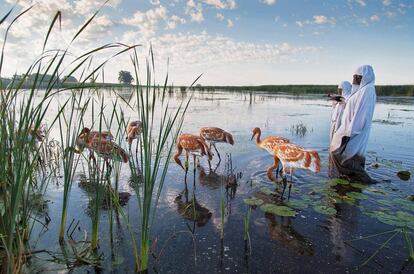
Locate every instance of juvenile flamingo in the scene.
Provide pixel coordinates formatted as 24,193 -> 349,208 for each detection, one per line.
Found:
76,128 -> 128,172
28,123 -> 48,143
272,143 -> 320,200
173,134 -> 213,178
251,127 -> 290,180
126,121 -> 142,152
199,127 -> 234,163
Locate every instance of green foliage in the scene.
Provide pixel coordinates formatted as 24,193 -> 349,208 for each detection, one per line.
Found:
118,70 -> 134,85
260,204 -> 296,217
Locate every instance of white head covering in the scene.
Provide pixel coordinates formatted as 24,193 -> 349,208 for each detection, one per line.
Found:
354,65 -> 375,90
338,81 -> 352,99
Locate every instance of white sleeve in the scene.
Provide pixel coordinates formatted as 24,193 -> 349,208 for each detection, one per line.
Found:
347,88 -> 376,137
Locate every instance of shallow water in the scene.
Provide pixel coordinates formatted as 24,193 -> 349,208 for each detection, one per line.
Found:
27,89 -> 414,273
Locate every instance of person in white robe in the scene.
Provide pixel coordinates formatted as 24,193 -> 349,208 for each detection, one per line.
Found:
329,81 -> 352,141
330,65 -> 377,183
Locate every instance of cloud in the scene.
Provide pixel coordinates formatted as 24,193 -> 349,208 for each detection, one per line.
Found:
313,15 -> 335,25
227,19 -> 234,27
382,0 -> 391,6
122,6 -> 169,37
166,15 -> 186,29
296,15 -> 335,27
355,0 -> 366,7
121,31 -> 319,71
186,0 -> 204,22
216,13 -> 225,20
370,14 -> 380,22
150,0 -> 161,4
260,0 -> 276,5
202,0 -> 236,9
74,0 -> 121,15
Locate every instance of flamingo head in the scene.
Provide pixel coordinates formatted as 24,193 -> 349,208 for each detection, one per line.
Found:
251,127 -> 261,141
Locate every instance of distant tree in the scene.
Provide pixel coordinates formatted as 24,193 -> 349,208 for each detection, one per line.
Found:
63,75 -> 78,83
118,70 -> 134,85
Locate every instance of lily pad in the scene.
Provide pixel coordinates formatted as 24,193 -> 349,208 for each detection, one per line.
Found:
346,192 -> 369,200
365,187 -> 387,195
260,204 -> 296,217
286,199 -> 309,209
260,187 -> 277,196
370,210 -> 414,228
325,178 -> 349,186
350,182 -> 367,189
313,204 -> 337,216
243,197 -> 264,206
397,171 -> 411,181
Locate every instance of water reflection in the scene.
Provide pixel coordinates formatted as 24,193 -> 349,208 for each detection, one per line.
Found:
266,214 -> 314,256
175,185 -> 212,228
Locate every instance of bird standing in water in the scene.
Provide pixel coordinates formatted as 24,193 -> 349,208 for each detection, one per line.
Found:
126,120 -> 142,155
251,127 -> 290,180
272,143 -> 320,200
199,127 -> 234,165
76,127 -> 128,173
174,134 -> 213,180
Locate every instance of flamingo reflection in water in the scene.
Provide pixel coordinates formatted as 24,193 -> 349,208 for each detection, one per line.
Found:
266,214 -> 314,256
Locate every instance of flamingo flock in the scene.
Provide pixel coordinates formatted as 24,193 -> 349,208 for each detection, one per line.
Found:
35,115 -> 320,200
173,126 -> 320,200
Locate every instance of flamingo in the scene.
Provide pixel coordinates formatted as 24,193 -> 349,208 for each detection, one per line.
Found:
251,127 -> 290,180
173,134 -> 213,178
28,123 -> 48,143
272,143 -> 320,200
199,127 -> 234,163
76,128 -> 128,172
126,120 -> 142,152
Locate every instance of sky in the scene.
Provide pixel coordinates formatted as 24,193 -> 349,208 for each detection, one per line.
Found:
0,0 -> 413,85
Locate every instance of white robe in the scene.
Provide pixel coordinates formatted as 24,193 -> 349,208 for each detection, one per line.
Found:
331,66 -> 376,163
329,81 -> 352,141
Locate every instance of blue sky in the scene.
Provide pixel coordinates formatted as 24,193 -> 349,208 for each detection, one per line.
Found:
1,0 -> 413,85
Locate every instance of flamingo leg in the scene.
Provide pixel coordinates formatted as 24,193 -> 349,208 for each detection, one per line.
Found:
193,154 -> 197,177
287,168 -> 293,200
184,151 -> 189,179
266,156 -> 279,181
213,143 -> 221,163
280,168 -> 288,200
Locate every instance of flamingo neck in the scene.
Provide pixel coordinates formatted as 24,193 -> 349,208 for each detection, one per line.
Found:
255,131 -> 261,145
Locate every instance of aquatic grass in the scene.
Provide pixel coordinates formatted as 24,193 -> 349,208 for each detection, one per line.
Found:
244,207 -> 251,242
220,178 -> 225,240
346,228 -> 414,266
129,48 -> 198,271
1,7 -> 139,272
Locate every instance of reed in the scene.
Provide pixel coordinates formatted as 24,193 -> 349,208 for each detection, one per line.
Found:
0,7 -> 138,272
128,47 -> 198,271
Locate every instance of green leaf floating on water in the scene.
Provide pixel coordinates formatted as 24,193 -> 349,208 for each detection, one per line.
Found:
286,199 -> 309,209
346,192 -> 369,200
350,182 -> 367,189
366,210 -> 414,229
365,187 -> 387,195
325,178 -> 350,186
313,204 -> 337,216
260,204 -> 296,217
243,197 -> 264,206
260,187 -> 277,196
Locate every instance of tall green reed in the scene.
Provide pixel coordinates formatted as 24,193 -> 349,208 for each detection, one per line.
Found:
129,47 -> 199,271
1,6 -> 138,272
